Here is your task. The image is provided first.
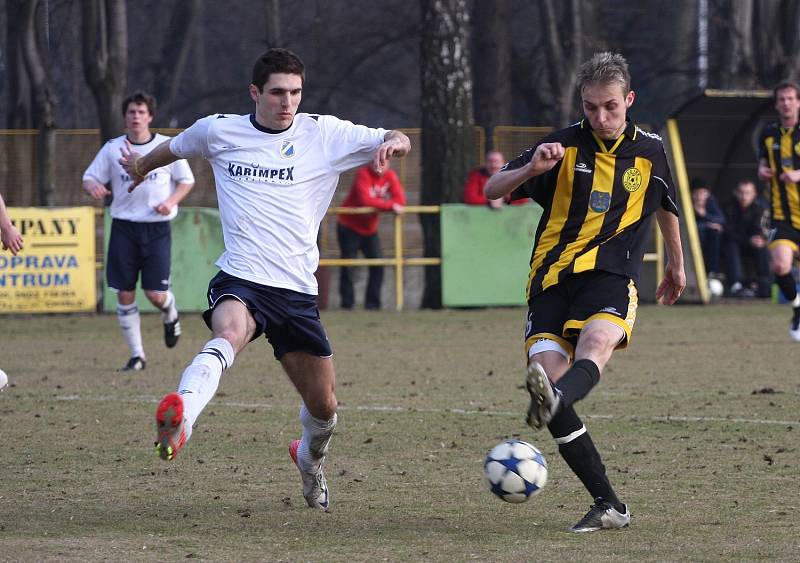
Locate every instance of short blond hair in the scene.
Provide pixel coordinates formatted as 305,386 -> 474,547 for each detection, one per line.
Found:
577,52 -> 631,94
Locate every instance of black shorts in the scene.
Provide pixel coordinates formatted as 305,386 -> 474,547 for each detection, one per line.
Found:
106,219 -> 171,292
524,270 -> 638,359
768,221 -> 800,253
203,271 -> 332,360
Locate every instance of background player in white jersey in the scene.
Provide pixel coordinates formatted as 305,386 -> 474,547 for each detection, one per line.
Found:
83,92 -> 195,371
118,49 -> 411,510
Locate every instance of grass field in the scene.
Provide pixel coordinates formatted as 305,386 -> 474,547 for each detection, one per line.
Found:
1,303 -> 798,562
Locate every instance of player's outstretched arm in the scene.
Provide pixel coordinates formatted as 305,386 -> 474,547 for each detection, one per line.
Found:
655,208 -> 686,305
373,130 -> 411,173
484,142 -> 564,200
119,139 -> 179,192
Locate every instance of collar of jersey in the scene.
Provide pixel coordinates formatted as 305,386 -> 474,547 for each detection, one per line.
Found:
249,113 -> 293,135
581,118 -> 636,154
126,133 -> 156,146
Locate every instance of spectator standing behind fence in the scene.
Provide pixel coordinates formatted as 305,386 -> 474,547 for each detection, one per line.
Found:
723,179 -> 771,298
463,150 -> 507,208
0,193 -> 23,256
82,92 -> 195,371
690,177 -> 725,280
336,161 -> 406,310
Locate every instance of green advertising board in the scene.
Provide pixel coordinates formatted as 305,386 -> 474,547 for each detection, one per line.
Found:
441,203 -> 542,307
102,208 -> 225,312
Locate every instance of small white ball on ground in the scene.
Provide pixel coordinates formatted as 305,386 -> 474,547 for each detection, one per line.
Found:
708,278 -> 724,298
0,368 -> 8,391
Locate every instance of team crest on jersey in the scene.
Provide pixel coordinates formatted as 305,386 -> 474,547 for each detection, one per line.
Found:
794,141 -> 800,156
589,191 -> 611,213
280,140 -> 296,159
622,167 -> 642,192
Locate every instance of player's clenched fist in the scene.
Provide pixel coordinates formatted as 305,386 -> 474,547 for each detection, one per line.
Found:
530,142 -> 565,174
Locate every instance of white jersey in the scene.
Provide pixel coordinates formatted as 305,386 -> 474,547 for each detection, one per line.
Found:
83,133 -> 195,222
170,113 -> 386,294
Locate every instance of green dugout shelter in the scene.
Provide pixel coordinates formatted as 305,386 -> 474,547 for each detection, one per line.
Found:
659,89 -> 773,303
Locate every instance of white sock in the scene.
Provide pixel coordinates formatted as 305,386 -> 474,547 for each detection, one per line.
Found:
298,403 -> 337,471
177,338 -> 235,439
160,290 -> 178,323
117,302 -> 144,359
792,294 -> 800,308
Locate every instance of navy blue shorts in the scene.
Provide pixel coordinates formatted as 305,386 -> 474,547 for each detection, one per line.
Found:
106,219 -> 171,292
203,271 -> 333,360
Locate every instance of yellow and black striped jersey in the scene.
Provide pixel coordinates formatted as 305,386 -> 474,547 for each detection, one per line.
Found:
758,122 -> 800,229
507,119 -> 679,299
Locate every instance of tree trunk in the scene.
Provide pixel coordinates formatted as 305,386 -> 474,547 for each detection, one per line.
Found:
6,0 -> 33,128
541,0 -> 582,127
265,0 -> 281,47
81,0 -> 127,142
21,0 -> 56,206
153,0 -> 201,127
720,0 -> 756,88
472,0 -> 511,147
419,0 -> 474,309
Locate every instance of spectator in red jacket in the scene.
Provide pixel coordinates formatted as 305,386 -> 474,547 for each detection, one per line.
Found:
337,161 -> 406,309
464,150 -> 506,208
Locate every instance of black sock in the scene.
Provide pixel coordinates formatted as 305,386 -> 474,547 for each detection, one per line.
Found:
775,273 -> 797,303
548,405 -> 623,512
554,358 -> 600,408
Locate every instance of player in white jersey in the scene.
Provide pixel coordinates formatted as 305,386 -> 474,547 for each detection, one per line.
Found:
83,92 -> 195,371
118,49 -> 410,510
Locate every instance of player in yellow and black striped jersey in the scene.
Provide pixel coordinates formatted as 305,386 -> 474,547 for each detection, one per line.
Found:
485,52 -> 686,533
757,80 -> 800,340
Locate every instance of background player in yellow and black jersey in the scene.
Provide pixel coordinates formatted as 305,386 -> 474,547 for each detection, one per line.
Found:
757,80 -> 800,340
486,52 -> 685,533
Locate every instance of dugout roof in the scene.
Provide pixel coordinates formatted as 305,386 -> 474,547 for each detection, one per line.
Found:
665,89 -> 773,203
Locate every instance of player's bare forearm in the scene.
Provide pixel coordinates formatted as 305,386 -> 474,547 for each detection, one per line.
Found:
82,179 -> 110,200
155,182 -> 195,215
655,208 -> 686,304
120,140 -> 179,192
485,142 -> 564,200
374,130 -> 411,172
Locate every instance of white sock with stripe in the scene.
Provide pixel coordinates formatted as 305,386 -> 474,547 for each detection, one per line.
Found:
297,403 -> 337,471
177,338 -> 235,439
116,302 -> 144,359
159,290 -> 178,323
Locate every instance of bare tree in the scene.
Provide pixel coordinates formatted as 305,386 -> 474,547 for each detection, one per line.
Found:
6,0 -> 34,128
153,0 -> 201,127
419,0 -> 473,309
541,0 -> 582,127
21,0 -> 57,205
719,0 -> 757,88
265,0 -> 281,47
472,0 -> 511,145
81,0 -> 127,142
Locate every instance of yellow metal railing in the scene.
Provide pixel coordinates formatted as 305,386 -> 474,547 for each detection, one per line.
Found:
322,205 -> 441,311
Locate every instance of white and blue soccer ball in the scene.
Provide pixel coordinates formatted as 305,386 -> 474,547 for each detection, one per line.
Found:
484,439 -> 548,503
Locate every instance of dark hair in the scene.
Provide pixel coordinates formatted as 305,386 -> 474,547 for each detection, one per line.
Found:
773,80 -> 800,100
690,177 -> 708,190
121,91 -> 156,117
251,48 -> 305,92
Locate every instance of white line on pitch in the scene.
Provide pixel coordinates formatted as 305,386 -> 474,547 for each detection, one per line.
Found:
52,394 -> 798,427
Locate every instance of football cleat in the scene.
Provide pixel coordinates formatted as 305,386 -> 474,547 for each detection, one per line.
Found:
525,361 -> 560,429
164,318 -> 181,348
155,392 -> 186,461
570,498 -> 631,533
120,356 -> 146,371
289,439 -> 330,510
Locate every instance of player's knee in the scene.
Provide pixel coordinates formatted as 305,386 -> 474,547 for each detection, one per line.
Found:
308,393 -> 337,420
578,329 -> 619,359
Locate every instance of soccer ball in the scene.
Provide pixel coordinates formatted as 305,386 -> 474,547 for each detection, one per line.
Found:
484,439 -> 548,503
